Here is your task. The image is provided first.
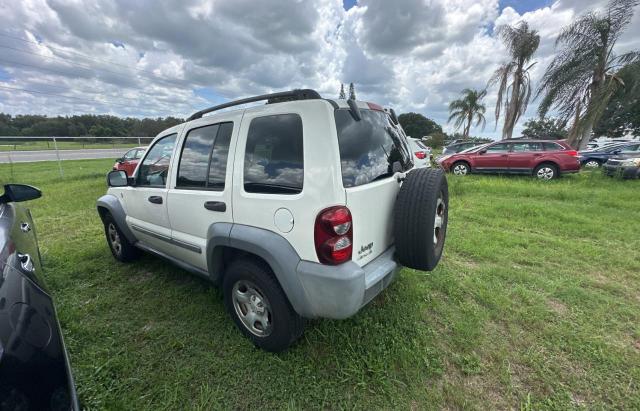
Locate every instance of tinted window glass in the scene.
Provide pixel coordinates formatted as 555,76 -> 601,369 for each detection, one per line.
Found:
123,149 -> 137,160
543,142 -> 564,151
208,122 -> 233,189
177,124 -> 220,188
485,143 -> 509,153
621,143 -> 640,152
176,122 -> 233,190
335,109 -> 413,188
244,114 -> 303,194
512,142 -> 543,152
137,134 -> 177,187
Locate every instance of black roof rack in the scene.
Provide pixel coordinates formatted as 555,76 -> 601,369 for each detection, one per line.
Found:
187,89 -> 322,121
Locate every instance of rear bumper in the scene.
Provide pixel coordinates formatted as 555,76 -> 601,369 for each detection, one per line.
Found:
296,247 -> 399,319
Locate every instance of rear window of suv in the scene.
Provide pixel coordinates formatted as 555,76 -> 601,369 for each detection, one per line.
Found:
335,109 -> 413,188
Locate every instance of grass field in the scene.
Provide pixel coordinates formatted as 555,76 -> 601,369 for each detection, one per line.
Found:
1,160 -> 639,409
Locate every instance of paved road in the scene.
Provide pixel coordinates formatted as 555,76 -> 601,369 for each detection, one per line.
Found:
0,148 -> 128,163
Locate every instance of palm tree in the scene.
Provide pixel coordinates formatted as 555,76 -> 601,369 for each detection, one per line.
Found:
488,22 -> 540,140
447,88 -> 487,139
536,0 -> 639,150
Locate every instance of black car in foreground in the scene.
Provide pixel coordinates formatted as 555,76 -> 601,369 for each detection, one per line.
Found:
0,184 -> 79,411
603,154 -> 640,179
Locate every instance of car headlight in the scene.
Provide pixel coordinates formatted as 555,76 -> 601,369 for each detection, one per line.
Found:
620,158 -> 640,167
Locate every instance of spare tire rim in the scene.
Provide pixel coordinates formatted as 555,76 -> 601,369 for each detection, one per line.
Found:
433,194 -> 446,246
232,280 -> 273,337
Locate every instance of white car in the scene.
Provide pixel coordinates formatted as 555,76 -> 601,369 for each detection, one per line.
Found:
97,90 -> 449,352
407,137 -> 432,168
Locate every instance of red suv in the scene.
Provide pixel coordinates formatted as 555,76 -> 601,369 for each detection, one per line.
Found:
113,146 -> 146,176
437,139 -> 580,180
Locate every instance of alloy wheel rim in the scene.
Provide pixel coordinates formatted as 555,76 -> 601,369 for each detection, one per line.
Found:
433,194 -> 446,246
232,280 -> 273,337
108,223 -> 122,255
537,167 -> 554,180
585,160 -> 599,168
453,164 -> 467,175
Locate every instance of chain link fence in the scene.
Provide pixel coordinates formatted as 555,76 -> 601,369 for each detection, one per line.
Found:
0,136 -> 155,178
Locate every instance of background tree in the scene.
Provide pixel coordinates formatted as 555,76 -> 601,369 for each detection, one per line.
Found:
536,0 -> 639,149
593,61 -> 640,137
488,21 -> 540,140
0,113 -> 183,137
338,83 -> 346,99
521,117 -> 568,139
398,112 -> 443,139
447,88 -> 487,139
348,82 -> 356,100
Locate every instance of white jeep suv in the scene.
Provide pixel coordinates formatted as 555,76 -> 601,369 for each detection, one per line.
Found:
97,89 -> 449,352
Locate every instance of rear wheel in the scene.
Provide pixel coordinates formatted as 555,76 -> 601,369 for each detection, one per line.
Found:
394,168 -> 449,271
584,159 -> 601,168
223,258 -> 304,352
534,163 -> 557,180
451,161 -> 470,175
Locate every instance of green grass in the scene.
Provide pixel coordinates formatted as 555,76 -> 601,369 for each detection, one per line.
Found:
1,160 -> 639,409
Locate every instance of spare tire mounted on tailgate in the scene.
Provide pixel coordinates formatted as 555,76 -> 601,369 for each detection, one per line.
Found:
394,168 -> 449,271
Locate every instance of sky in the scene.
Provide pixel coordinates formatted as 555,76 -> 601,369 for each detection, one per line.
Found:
0,0 -> 638,139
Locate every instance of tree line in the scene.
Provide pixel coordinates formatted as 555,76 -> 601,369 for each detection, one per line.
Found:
447,0 -> 639,149
0,113 -> 183,137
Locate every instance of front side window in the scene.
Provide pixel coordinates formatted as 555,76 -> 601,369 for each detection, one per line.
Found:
176,122 -> 233,190
137,134 -> 177,187
123,149 -> 137,160
335,109 -> 413,188
621,143 -> 640,152
485,143 -> 510,153
244,114 -> 304,194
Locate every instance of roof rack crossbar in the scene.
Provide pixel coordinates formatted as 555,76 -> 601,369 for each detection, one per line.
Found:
187,88 -> 322,121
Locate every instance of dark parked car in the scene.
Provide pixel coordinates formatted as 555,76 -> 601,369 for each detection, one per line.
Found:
0,184 -> 79,411
437,139 -> 581,180
602,154 -> 640,179
578,142 -> 640,168
441,141 -> 480,156
113,146 -> 146,176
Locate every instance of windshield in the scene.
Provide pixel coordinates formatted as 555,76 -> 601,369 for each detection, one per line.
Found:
335,108 -> 413,188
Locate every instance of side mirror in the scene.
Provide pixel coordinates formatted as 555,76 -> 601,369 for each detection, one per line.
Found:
613,150 -> 621,154
0,184 -> 42,204
116,157 -> 124,163
107,170 -> 129,187
478,149 -> 487,155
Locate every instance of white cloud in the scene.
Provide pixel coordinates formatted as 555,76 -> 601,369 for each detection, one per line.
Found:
0,0 -> 638,139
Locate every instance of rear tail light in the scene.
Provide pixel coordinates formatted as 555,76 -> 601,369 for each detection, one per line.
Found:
314,206 -> 353,265
415,151 -> 427,159
566,150 -> 579,157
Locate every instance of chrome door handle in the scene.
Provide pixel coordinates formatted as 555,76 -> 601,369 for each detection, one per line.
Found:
20,222 -> 31,232
17,253 -> 34,273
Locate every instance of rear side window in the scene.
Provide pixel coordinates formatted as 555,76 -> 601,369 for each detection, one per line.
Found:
512,142 -> 543,152
177,122 -> 233,190
244,114 -> 303,194
335,109 -> 412,188
543,142 -> 564,151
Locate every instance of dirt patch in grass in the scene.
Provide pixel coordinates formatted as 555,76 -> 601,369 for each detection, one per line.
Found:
547,298 -> 569,315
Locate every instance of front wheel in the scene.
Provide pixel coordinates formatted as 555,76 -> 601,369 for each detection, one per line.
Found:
451,162 -> 470,176
103,213 -> 139,262
534,164 -> 557,180
223,259 -> 304,352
